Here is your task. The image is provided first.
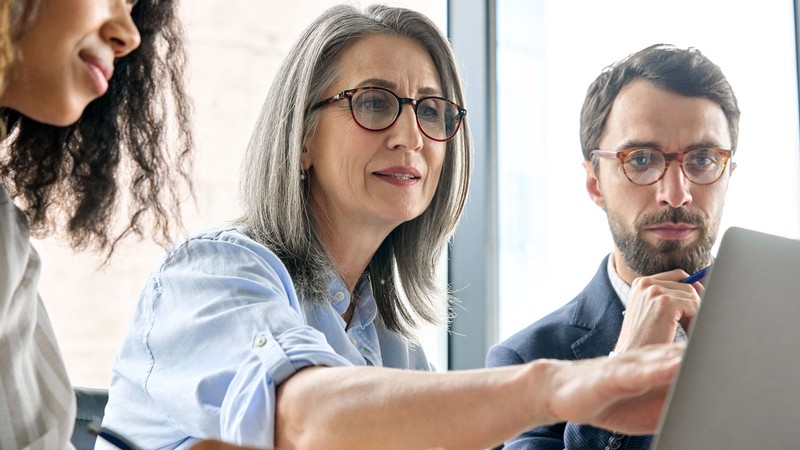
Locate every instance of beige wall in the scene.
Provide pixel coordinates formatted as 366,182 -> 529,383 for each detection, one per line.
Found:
36,0 -> 446,388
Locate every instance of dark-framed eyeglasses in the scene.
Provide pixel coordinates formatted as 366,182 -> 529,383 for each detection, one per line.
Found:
309,86 -> 467,142
589,147 -> 733,186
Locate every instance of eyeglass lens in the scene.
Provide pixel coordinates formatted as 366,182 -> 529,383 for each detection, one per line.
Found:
350,88 -> 461,141
623,148 -> 727,185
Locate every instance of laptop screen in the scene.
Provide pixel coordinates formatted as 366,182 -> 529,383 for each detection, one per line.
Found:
653,226 -> 800,449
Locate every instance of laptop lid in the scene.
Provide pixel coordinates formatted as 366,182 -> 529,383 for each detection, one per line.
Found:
653,226 -> 800,449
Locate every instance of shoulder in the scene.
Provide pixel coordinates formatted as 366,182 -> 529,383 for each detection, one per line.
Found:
487,297 -> 585,366
0,186 -> 36,294
163,226 -> 284,270
487,258 -> 619,366
152,226 -> 295,295
0,186 -> 30,240
171,226 -> 269,254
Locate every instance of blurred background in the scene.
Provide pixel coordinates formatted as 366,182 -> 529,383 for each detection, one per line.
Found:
36,0 -> 800,387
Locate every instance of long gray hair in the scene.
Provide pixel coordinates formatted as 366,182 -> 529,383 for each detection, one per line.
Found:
238,4 -> 472,339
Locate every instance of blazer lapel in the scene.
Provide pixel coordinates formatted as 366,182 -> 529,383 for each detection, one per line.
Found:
569,256 -> 627,360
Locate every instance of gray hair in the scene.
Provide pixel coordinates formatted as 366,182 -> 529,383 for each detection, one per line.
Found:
238,4 -> 472,339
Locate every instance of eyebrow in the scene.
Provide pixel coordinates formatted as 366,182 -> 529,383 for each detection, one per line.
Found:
615,140 -> 660,151
614,139 -> 728,151
355,78 -> 443,97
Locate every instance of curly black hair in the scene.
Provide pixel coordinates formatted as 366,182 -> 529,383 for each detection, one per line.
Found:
0,0 -> 194,258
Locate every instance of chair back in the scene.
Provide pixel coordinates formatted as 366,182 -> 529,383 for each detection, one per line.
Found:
70,387 -> 109,450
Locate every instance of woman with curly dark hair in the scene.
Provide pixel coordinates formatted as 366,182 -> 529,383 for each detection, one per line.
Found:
0,0 -> 193,448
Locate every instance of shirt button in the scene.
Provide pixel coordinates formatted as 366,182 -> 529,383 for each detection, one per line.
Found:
335,291 -> 345,301
349,337 -> 357,345
255,336 -> 267,347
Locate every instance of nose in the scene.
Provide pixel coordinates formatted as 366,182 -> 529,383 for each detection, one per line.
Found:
655,161 -> 693,208
386,103 -> 424,151
101,3 -> 142,57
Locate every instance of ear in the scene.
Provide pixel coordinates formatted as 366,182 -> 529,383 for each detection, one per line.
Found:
583,159 -> 606,210
301,145 -> 312,171
729,160 -> 737,176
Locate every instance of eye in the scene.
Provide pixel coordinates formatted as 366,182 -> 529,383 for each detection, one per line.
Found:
417,99 -> 443,121
685,149 -> 721,170
626,150 -> 653,168
353,90 -> 394,113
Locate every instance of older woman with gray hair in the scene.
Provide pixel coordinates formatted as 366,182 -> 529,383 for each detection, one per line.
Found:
101,4 -> 683,450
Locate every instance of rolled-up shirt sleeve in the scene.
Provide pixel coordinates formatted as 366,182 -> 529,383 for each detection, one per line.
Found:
109,229 -> 352,449
218,327 -> 350,446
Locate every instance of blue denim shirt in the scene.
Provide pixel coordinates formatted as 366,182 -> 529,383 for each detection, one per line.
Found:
99,227 -> 432,450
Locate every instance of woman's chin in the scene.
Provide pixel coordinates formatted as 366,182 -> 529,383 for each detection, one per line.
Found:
13,99 -> 89,127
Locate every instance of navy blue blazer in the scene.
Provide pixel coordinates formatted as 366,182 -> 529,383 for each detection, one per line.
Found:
486,256 -> 654,450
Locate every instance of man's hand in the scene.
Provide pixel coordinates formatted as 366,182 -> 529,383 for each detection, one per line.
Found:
614,269 -> 703,353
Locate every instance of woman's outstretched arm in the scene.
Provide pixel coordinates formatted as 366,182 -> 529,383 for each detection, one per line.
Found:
275,342 -> 683,450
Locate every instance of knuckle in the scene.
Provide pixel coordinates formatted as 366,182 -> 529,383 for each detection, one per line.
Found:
632,277 -> 652,289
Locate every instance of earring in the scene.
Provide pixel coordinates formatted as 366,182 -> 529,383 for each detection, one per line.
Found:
300,169 -> 306,180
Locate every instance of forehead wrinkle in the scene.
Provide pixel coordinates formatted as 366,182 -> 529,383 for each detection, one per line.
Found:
665,131 -> 730,153
354,77 -> 443,98
337,34 -> 443,103
356,78 -> 397,90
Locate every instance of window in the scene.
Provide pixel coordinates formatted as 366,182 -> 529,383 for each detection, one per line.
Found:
496,0 -> 800,340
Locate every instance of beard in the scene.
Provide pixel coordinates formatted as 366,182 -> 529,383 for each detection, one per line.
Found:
608,206 -> 718,276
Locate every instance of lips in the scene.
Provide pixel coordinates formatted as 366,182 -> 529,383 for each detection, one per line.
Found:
373,166 -> 422,185
377,173 -> 418,180
644,223 -> 697,240
374,166 -> 421,179
79,52 -> 114,95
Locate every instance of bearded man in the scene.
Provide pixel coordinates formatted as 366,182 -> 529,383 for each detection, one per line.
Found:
486,43 -> 739,450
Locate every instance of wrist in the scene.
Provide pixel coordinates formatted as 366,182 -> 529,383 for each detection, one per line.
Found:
523,359 -> 565,425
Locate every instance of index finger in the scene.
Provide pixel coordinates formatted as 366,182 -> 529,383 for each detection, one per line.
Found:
639,269 -> 693,283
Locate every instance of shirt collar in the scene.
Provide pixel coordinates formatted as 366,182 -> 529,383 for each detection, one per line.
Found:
353,274 -> 378,329
327,275 -> 351,314
327,273 -> 378,328
606,253 -> 631,307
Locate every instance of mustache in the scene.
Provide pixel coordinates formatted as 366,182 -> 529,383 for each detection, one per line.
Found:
636,207 -> 707,228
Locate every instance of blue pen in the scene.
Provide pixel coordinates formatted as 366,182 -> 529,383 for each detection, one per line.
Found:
680,266 -> 708,284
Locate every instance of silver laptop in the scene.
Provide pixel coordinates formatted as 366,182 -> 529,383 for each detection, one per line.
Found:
653,226 -> 800,449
